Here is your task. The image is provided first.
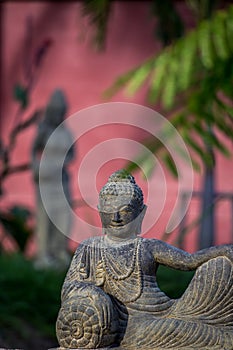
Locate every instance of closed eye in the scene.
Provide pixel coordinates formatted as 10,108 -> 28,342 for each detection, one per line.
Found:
119,205 -> 133,213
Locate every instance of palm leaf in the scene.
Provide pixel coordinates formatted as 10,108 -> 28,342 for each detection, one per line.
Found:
105,5 -> 233,108
103,4 -> 233,175
125,58 -> 154,96
212,11 -> 231,60
198,21 -> 215,68
81,0 -> 111,50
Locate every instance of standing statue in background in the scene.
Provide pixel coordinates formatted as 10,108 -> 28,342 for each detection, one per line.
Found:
31,89 -> 75,269
56,169 -> 233,349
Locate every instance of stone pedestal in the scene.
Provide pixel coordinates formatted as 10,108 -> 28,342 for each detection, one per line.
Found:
49,348 -> 123,350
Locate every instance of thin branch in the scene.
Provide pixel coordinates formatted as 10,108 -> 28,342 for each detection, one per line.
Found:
1,163 -> 31,180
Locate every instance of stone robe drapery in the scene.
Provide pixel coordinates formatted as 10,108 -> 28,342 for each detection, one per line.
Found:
58,237 -> 233,349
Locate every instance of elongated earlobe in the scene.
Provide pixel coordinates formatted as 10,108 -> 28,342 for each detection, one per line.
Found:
136,205 -> 147,234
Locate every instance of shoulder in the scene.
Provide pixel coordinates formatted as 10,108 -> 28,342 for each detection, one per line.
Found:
140,237 -> 169,249
69,236 -> 102,263
140,237 -> 159,245
75,236 -> 102,250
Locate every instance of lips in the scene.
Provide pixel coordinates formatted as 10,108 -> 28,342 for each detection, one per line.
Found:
109,223 -> 124,228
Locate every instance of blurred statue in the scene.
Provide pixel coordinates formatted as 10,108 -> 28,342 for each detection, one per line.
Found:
56,169 -> 233,349
31,89 -> 75,269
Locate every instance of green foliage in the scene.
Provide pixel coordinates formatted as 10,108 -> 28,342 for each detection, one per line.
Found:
0,253 -> 66,339
81,0 -> 186,50
157,264 -> 194,298
13,84 -> 28,109
151,0 -> 184,46
105,6 -> 233,105
81,0 -> 111,50
0,253 -> 194,347
0,205 -> 33,253
0,252 -> 193,347
125,58 -> 154,97
104,5 -> 233,176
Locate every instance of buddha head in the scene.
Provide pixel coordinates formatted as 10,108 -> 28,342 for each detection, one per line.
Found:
98,169 -> 146,239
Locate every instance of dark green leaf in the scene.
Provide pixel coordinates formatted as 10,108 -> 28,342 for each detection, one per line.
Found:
13,84 -> 28,109
140,155 -> 157,178
103,4 -> 233,175
151,0 -> 184,46
126,59 -> 154,96
215,96 -> 233,121
226,6 -> 233,52
81,0 -> 111,50
212,12 -> 230,60
162,153 -> 178,178
103,67 -> 138,99
0,206 -> 33,252
178,32 -> 197,90
148,53 -> 169,103
190,157 -> 201,172
203,130 -> 231,157
198,21 -> 214,68
161,73 -> 177,109
182,133 -> 215,168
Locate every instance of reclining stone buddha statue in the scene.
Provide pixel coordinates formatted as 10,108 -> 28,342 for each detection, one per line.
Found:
56,169 -> 233,350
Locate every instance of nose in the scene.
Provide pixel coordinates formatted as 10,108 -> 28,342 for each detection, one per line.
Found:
113,211 -> 122,222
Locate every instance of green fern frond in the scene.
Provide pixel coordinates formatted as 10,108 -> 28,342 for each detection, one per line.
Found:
177,32 -> 197,90
226,6 -> 233,51
215,96 -> 233,121
125,152 -> 155,179
103,67 -> 139,99
190,157 -> 201,172
148,52 -> 169,103
182,132 -> 215,168
140,155 -> 157,178
106,5 -> 233,108
125,58 -> 154,96
103,4 -> 233,175
162,153 -> 178,177
81,0 -> 111,50
198,21 -> 215,68
161,50 -> 179,109
203,129 -> 231,157
212,11 -> 230,60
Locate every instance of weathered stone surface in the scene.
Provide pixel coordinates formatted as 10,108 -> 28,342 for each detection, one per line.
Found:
31,89 -> 75,269
56,170 -> 233,349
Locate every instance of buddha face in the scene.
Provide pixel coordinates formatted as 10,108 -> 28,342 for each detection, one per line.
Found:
98,195 -> 145,239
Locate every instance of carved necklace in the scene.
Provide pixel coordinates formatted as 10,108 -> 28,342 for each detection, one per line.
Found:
101,237 -> 143,303
101,237 -> 140,280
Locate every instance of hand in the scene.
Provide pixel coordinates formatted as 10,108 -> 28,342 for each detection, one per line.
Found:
225,244 -> 233,263
95,260 -> 106,286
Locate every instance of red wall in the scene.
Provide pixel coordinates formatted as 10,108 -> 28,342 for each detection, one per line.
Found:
1,1 -> 232,254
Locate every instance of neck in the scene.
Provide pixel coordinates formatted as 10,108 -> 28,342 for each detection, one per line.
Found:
104,234 -> 138,245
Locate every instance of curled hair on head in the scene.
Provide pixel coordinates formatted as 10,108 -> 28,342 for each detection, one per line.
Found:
99,169 -> 144,211
107,169 -> 136,184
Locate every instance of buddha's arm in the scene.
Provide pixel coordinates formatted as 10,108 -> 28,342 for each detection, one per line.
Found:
61,243 -> 94,298
61,243 -> 112,328
151,239 -> 233,271
61,241 -> 107,296
62,247 -> 81,288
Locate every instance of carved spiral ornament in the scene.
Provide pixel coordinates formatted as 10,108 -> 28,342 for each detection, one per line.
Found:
56,292 -> 119,349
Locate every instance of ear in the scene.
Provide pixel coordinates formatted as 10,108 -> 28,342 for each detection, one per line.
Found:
136,205 -> 147,234
141,205 -> 147,219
